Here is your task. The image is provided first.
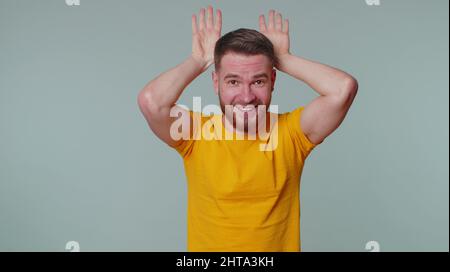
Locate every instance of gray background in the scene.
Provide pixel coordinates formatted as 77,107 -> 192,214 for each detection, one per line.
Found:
0,0 -> 448,251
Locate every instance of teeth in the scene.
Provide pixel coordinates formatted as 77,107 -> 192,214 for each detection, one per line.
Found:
236,105 -> 255,112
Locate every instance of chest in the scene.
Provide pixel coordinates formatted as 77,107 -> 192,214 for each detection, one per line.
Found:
185,139 -> 301,200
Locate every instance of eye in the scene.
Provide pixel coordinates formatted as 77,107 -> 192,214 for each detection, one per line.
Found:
228,80 -> 239,86
254,80 -> 265,86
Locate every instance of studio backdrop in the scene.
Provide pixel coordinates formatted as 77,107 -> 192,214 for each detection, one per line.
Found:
0,0 -> 448,251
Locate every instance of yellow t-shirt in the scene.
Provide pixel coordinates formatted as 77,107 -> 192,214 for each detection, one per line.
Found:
172,106 -> 321,252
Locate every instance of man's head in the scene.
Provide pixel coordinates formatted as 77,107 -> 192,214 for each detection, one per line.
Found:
212,28 -> 277,133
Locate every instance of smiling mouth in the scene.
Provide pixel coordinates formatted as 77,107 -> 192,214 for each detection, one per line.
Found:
234,104 -> 257,113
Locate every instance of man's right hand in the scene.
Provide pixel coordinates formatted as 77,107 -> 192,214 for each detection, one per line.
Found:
138,6 -> 222,148
191,5 -> 222,72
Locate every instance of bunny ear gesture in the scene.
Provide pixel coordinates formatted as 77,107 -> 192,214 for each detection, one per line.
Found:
259,9 -> 289,33
259,10 -> 291,61
191,5 -> 222,71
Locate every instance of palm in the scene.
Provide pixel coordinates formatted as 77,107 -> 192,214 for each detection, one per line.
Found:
259,10 -> 290,61
191,6 -> 222,68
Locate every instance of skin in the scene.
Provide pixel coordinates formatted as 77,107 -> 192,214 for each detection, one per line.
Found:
138,6 -> 358,147
212,52 -> 276,135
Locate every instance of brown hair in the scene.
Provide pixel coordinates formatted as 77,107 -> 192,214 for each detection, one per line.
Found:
214,28 -> 278,71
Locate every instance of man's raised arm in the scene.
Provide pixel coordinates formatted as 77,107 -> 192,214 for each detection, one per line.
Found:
259,10 -> 358,145
137,6 -> 222,147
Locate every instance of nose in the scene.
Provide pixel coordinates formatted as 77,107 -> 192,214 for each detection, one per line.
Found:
240,85 -> 256,104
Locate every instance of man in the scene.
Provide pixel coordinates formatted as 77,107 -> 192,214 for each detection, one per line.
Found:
138,6 -> 358,252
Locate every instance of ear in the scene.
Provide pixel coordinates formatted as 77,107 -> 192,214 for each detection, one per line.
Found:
271,68 -> 276,92
212,70 -> 219,95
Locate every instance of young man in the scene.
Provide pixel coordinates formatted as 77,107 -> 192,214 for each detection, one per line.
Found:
138,6 -> 358,251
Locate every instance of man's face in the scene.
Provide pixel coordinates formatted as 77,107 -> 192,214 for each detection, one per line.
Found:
212,52 -> 276,132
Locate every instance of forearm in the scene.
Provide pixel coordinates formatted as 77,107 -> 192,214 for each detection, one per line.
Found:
277,53 -> 356,97
139,56 -> 208,112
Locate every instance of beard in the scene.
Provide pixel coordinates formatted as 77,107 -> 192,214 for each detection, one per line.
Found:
218,92 -> 270,134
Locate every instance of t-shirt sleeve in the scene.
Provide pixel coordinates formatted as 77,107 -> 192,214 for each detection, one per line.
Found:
285,106 -> 322,159
170,110 -> 200,158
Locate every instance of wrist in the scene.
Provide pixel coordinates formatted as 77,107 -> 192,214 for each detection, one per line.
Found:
276,52 -> 292,71
190,55 -> 210,72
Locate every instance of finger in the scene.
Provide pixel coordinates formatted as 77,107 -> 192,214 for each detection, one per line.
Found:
282,19 -> 289,33
192,14 -> 198,34
259,15 -> 267,32
214,9 -> 222,32
206,5 -> 213,28
199,8 -> 205,31
268,9 -> 275,29
275,12 -> 282,31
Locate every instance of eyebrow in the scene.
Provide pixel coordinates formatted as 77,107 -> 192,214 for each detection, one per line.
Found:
223,73 -> 269,80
